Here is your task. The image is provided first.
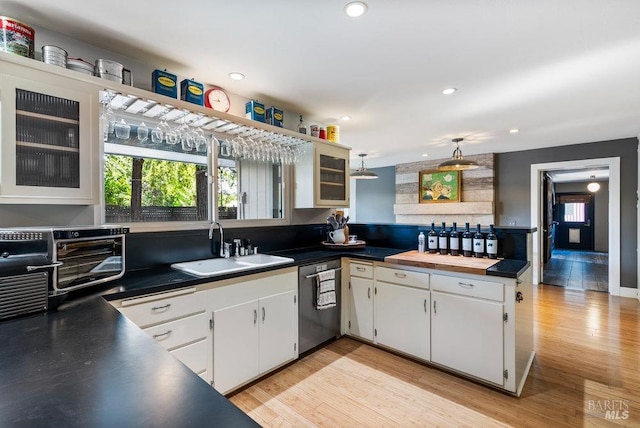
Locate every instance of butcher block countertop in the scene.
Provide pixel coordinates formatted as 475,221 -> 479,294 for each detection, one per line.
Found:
385,251 -> 502,276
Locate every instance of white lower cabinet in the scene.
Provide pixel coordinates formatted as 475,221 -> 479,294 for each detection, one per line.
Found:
258,291 -> 298,373
346,261 -> 534,396
212,300 -> 260,394
207,268 -> 298,395
374,281 -> 430,361
430,290 -> 504,385
110,287 -> 211,383
348,261 -> 374,341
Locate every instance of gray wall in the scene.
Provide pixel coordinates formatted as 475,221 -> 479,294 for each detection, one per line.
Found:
554,181 -> 609,252
496,137 -> 637,288
354,166 -> 396,223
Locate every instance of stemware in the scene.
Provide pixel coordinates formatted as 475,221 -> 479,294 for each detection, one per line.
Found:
114,119 -> 131,140
137,122 -> 149,144
194,127 -> 208,152
178,123 -> 194,151
100,102 -> 116,142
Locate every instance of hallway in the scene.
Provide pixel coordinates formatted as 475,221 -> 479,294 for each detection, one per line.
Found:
542,249 -> 608,292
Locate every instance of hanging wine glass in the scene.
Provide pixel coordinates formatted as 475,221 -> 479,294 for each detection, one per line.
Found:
137,122 -> 149,144
114,119 -> 131,140
194,127 -> 208,152
100,100 -> 116,142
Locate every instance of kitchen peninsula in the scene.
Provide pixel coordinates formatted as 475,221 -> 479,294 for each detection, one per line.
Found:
0,223 -> 535,426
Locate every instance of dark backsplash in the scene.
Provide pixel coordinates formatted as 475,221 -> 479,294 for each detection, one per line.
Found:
126,223 -> 535,271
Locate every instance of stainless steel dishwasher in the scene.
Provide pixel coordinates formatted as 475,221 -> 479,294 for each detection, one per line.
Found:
298,260 -> 341,354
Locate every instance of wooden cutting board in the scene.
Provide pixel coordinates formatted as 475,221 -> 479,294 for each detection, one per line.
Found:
384,250 -> 500,275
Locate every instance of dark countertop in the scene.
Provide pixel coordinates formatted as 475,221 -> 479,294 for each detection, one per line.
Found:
0,244 -> 529,426
487,259 -> 531,278
0,296 -> 258,427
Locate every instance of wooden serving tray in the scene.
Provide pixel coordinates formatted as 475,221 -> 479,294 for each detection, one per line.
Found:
322,240 -> 366,250
384,250 -> 500,275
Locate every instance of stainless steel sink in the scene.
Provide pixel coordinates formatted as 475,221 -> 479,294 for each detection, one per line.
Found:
171,254 -> 294,277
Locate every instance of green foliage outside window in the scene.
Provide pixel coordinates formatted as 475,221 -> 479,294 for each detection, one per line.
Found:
104,154 -> 197,207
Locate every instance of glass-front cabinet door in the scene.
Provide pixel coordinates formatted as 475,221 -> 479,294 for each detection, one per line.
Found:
0,73 -> 97,204
294,142 -> 350,208
315,144 -> 349,206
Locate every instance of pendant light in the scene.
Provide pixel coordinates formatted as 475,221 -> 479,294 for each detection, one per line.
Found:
350,153 -> 378,179
587,175 -> 600,192
438,138 -> 480,171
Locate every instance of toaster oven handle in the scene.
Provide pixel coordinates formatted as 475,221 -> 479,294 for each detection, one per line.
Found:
26,262 -> 64,272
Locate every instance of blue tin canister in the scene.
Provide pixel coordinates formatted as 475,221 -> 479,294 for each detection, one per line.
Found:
245,100 -> 266,123
266,107 -> 284,127
152,69 -> 177,98
180,79 -> 204,106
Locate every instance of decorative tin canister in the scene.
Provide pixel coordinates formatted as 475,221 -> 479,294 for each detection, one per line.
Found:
152,69 -> 178,98
327,125 -> 340,143
180,78 -> 204,106
0,16 -> 35,58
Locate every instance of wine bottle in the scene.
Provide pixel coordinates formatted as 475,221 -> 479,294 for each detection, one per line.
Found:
438,222 -> 449,255
462,222 -> 473,257
449,222 -> 460,256
427,222 -> 438,254
486,224 -> 498,259
418,232 -> 426,253
297,115 -> 307,134
473,224 -> 485,258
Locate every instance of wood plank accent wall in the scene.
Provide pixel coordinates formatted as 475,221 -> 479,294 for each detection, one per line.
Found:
394,153 -> 495,226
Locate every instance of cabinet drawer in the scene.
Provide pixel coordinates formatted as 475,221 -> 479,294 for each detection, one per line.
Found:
171,339 -> 208,375
375,266 -> 429,289
431,274 -> 504,301
350,262 -> 373,279
119,289 -> 205,328
143,312 -> 208,351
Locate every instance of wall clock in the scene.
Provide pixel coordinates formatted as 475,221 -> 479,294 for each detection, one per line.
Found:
204,87 -> 231,112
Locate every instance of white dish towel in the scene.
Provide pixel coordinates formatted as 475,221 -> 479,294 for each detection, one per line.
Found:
316,269 -> 336,310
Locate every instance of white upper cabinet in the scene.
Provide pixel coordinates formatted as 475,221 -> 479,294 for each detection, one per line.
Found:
0,62 -> 98,204
295,142 -> 350,208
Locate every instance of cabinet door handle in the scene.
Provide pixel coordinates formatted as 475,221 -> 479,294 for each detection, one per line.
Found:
424,299 -> 427,313
433,300 -> 437,314
458,282 -> 475,288
152,330 -> 172,340
356,266 -> 366,272
368,287 -> 371,299
151,303 -> 171,312
262,307 -> 266,323
394,272 -> 407,278
254,309 -> 257,325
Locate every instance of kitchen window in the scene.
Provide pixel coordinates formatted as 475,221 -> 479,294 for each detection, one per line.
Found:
100,91 -> 289,227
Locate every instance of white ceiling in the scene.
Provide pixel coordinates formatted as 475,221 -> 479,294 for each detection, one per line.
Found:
4,0 -> 640,168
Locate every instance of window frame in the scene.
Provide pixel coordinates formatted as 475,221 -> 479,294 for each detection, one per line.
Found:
100,140 -> 291,233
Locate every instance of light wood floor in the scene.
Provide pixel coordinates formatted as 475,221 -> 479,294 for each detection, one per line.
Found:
230,285 -> 640,427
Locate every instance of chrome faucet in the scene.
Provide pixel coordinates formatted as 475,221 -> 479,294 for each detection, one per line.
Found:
208,221 -> 224,257
233,239 -> 242,257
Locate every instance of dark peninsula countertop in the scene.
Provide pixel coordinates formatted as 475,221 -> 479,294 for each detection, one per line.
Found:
0,295 -> 258,427
0,244 -> 530,426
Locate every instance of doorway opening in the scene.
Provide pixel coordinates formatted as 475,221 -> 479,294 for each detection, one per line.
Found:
530,158 -> 620,295
543,176 -> 609,292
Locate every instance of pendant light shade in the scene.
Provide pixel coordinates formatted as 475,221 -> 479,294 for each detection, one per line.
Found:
350,153 -> 378,179
438,138 -> 480,171
587,175 -> 600,192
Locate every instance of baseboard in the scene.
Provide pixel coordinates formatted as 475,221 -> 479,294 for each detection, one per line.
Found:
619,287 -> 638,299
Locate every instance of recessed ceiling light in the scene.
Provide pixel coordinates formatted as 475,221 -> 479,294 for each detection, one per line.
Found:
340,116 -> 352,121
228,72 -> 245,81
422,153 -> 429,157
509,128 -> 520,134
344,1 -> 368,17
442,88 -> 457,95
